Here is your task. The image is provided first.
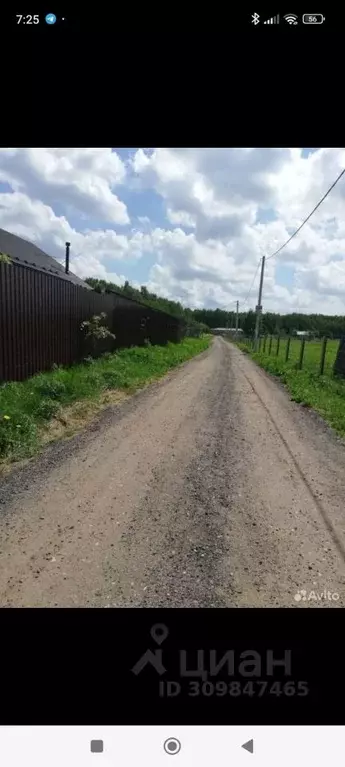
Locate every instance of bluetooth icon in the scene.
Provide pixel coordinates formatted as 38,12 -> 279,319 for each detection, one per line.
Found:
251,12 -> 260,24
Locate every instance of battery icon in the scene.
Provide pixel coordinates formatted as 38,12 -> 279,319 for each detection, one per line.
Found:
302,13 -> 325,23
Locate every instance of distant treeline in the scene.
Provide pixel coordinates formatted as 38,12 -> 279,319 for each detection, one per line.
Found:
192,308 -> 345,338
236,310 -> 345,338
85,280 -> 345,340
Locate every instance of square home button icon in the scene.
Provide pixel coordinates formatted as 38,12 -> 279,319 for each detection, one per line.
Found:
91,740 -> 104,753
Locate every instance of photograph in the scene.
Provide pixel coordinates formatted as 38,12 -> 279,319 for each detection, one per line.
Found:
0,147 -> 344,610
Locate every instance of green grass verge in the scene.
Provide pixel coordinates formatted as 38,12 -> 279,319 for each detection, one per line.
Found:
235,338 -> 345,438
0,336 -> 212,464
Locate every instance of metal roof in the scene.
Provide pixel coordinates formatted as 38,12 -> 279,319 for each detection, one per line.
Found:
0,228 -> 92,290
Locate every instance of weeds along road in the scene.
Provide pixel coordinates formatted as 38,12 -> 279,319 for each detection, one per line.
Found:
0,336 -> 345,607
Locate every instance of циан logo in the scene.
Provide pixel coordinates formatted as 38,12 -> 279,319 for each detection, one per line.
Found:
131,624 -> 169,676
130,623 -> 308,699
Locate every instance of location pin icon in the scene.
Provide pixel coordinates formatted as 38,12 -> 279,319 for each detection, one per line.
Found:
151,624 -> 169,645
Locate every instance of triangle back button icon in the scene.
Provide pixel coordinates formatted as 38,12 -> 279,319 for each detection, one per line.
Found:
241,739 -> 254,754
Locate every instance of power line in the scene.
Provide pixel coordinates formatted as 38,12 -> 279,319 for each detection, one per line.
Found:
251,166 -> 345,349
235,165 -> 345,330
241,259 -> 261,306
266,167 -> 345,262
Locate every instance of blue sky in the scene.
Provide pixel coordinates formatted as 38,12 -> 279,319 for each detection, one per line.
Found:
1,147 -> 345,314
0,181 -> 12,194
301,148 -> 319,158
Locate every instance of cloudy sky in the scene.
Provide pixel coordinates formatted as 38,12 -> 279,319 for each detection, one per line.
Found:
1,147 -> 345,315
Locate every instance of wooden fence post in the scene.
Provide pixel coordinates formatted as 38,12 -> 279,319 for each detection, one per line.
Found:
298,338 -> 305,370
276,336 -> 280,357
268,336 -> 273,355
285,337 -> 291,363
319,337 -> 327,376
263,336 -> 267,353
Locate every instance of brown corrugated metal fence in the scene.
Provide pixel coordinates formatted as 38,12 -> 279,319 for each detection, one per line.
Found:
0,261 -> 185,382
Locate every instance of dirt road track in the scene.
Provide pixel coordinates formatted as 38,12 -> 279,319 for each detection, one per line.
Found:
0,337 -> 345,607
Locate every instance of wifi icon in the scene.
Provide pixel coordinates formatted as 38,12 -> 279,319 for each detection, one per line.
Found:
284,13 -> 298,24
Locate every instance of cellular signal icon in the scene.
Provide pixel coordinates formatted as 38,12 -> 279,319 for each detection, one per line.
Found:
264,14 -> 280,23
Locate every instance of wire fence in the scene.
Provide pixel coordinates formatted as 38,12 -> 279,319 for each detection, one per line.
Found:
234,334 -> 342,377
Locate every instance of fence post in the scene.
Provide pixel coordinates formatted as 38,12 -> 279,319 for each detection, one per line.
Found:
268,336 -> 273,355
263,336 -> 267,353
285,337 -> 291,363
276,335 -> 280,357
298,338 -> 305,370
319,337 -> 327,376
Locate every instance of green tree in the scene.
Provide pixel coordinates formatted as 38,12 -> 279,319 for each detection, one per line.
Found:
242,310 -> 256,335
140,285 -> 149,300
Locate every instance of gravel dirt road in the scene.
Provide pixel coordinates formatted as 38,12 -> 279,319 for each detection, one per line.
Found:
0,337 -> 344,607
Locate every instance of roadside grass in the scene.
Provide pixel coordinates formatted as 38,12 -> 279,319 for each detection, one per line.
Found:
0,336 -> 212,467
235,337 -> 345,438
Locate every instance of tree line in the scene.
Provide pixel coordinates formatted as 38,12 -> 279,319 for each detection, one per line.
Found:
193,308 -> 345,338
85,279 -> 345,339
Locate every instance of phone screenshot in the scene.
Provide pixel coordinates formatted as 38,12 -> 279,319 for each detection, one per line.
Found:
0,7 -> 343,765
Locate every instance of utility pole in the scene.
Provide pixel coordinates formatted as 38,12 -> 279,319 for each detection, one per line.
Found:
254,256 -> 265,350
235,300 -> 239,339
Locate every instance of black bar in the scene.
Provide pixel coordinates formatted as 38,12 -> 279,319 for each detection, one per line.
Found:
0,608 -> 343,725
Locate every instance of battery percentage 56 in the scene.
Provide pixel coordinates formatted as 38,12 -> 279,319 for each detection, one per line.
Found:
302,14 -> 325,23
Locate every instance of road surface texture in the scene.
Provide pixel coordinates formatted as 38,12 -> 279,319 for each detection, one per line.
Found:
0,337 -> 344,607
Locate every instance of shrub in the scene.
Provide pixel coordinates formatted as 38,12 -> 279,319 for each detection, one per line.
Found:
80,312 -> 116,356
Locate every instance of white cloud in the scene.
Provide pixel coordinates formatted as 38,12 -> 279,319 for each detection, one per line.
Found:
0,193 -> 148,276
131,147 -> 288,243
0,148 -> 129,224
166,208 -> 196,228
129,148 -> 345,313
